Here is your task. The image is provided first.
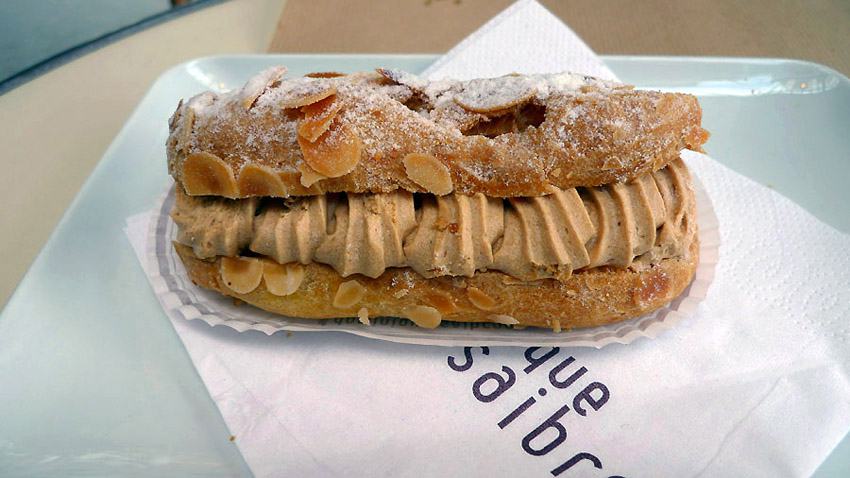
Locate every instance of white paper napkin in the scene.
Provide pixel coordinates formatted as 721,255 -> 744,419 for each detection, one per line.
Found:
421,0 -> 616,81
126,1 -> 850,475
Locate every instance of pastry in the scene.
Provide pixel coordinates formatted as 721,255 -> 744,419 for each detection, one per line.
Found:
167,67 -> 707,330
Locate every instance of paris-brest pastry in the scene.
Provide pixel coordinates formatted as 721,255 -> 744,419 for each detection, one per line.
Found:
167,67 -> 708,330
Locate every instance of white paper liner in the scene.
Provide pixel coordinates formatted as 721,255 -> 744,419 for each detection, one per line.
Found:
143,168 -> 719,348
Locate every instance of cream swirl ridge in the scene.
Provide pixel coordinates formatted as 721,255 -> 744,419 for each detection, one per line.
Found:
171,159 -> 694,280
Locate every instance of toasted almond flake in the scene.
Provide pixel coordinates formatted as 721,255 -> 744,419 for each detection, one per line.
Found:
305,71 -> 346,78
333,280 -> 365,309
424,293 -> 457,315
175,107 -> 195,153
220,257 -> 263,294
182,152 -> 239,198
298,123 -> 362,178
238,164 -> 287,196
402,153 -> 453,195
297,95 -> 341,142
278,170 -> 317,194
172,102 -> 198,155
467,287 -> 498,310
375,68 -> 426,93
357,307 -> 370,326
279,84 -> 337,109
405,305 -> 442,329
262,260 -> 304,296
297,163 -> 327,187
501,275 -> 534,286
168,99 -> 184,130
488,314 -> 520,326
454,76 -> 534,113
239,66 -> 287,109
375,68 -> 404,84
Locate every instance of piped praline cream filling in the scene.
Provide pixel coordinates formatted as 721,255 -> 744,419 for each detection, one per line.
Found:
171,159 -> 693,281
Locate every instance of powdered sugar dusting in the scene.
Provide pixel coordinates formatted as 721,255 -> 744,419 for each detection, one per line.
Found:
238,66 -> 286,109
169,66 -> 706,197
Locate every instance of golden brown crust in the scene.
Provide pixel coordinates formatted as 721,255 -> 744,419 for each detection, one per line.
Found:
167,68 -> 708,199
174,233 -> 697,331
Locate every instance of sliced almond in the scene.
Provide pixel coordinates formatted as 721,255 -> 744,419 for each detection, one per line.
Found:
357,307 -> 370,326
376,68 -> 405,84
455,76 -> 534,113
174,107 -> 195,154
168,99 -> 184,130
501,275 -> 534,286
238,164 -> 287,196
424,293 -> 458,315
306,72 -> 346,78
375,68 -> 426,93
220,257 -> 263,294
262,260 -> 304,296
298,96 -> 342,142
467,287 -> 498,310
402,153 -> 453,195
240,66 -> 287,110
405,305 -> 442,329
278,83 -> 337,109
277,170 -> 318,194
488,314 -> 520,326
333,280 -> 365,309
182,152 -> 239,198
297,163 -> 327,187
298,123 -> 362,178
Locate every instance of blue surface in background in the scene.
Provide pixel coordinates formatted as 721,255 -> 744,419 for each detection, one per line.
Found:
0,0 -> 171,82
0,0 -> 220,94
